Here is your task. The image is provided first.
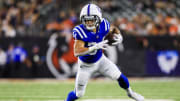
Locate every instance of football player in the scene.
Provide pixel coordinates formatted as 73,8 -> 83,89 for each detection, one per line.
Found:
65,4 -> 144,101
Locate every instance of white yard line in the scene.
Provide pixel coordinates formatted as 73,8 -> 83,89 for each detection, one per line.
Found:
0,100 -> 61,101
0,95 -> 60,98
0,99 -> 174,101
83,99 -> 174,101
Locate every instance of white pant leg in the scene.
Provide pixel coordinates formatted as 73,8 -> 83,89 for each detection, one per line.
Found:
75,59 -> 99,97
98,55 -> 121,80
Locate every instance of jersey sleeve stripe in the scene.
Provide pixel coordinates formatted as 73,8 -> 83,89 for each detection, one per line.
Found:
107,21 -> 110,30
77,26 -> 87,38
73,28 -> 84,39
103,19 -> 107,31
72,31 -> 76,38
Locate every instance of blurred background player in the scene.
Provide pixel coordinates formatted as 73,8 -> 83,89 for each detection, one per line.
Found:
65,4 -> 144,101
0,47 -> 7,77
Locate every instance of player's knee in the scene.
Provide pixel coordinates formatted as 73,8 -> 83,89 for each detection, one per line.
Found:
111,71 -> 121,80
76,91 -> 85,98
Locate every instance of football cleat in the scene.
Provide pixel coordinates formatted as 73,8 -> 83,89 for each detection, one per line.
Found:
127,91 -> 144,101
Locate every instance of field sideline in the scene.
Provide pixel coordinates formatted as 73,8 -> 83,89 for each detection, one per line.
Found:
0,78 -> 179,101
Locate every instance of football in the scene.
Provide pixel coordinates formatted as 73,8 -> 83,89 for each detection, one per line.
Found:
104,26 -> 120,45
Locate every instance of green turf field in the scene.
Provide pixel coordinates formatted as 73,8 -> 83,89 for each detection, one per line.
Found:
0,78 -> 179,101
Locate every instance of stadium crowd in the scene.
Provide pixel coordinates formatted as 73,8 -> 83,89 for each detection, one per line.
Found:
0,0 -> 180,37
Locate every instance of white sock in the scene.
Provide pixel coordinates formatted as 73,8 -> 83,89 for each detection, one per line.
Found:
126,87 -> 133,94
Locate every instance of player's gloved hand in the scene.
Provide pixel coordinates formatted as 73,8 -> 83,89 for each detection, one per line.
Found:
89,40 -> 109,52
112,34 -> 123,45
